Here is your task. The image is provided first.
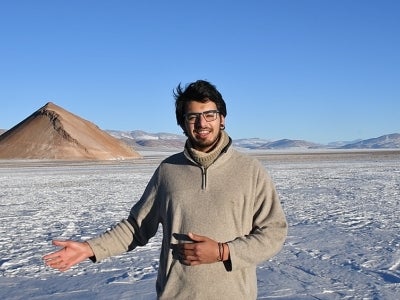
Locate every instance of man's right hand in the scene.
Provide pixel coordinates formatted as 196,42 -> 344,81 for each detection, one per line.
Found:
43,240 -> 94,272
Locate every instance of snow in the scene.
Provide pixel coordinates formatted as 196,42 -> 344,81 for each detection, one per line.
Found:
1,152 -> 399,299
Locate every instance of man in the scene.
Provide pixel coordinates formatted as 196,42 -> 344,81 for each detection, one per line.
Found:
44,80 -> 288,299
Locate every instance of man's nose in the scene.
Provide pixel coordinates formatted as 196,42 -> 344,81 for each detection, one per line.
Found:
195,114 -> 208,126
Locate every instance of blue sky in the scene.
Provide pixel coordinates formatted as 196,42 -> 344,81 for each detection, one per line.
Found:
1,0 -> 399,144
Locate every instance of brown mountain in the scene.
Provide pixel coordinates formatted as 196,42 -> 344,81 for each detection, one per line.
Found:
0,102 -> 141,160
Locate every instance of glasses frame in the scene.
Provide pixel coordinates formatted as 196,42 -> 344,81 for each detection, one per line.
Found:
184,110 -> 220,124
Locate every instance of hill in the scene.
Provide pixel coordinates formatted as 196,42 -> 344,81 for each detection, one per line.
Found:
0,102 -> 141,160
106,130 -> 186,150
339,133 -> 400,149
233,138 -> 322,150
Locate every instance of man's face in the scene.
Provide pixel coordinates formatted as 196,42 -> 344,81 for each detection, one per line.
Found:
183,100 -> 225,152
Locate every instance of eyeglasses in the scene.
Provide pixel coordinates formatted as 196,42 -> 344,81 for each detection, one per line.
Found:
184,110 -> 220,124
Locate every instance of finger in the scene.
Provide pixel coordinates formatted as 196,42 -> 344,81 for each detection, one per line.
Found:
181,256 -> 197,265
44,258 -> 55,266
43,240 -> 67,261
188,232 -> 205,242
181,259 -> 191,266
185,254 -> 199,262
43,252 -> 60,260
58,262 -> 72,272
45,256 -> 71,271
181,243 -> 195,251
181,258 -> 201,266
52,240 -> 68,247
45,258 -> 64,268
177,248 -> 192,261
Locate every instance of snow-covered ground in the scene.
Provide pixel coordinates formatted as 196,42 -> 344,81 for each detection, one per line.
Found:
1,151 -> 399,299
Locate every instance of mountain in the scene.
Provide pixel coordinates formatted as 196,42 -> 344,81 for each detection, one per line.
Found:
232,138 -> 272,149
339,133 -> 400,149
106,130 -> 186,150
0,102 -> 141,160
326,139 -> 363,148
246,139 -> 322,150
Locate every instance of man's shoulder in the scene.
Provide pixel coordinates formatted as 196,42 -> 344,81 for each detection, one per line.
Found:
229,148 -> 260,163
161,151 -> 186,165
221,147 -> 264,170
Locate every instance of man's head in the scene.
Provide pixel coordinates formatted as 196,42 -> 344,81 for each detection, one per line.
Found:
174,80 -> 227,152
174,80 -> 227,128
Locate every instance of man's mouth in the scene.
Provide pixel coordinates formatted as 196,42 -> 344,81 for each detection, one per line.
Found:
195,129 -> 211,138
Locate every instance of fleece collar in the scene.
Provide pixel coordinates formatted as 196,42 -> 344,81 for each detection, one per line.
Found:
185,130 -> 231,169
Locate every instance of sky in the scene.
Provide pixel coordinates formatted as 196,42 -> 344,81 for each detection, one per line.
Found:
1,0 -> 399,144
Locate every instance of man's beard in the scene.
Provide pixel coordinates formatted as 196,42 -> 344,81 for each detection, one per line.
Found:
189,130 -> 221,152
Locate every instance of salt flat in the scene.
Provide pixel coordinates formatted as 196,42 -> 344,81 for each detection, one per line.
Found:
1,150 -> 399,299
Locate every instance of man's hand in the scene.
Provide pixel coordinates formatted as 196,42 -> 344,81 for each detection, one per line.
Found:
178,232 -> 228,266
43,240 -> 94,272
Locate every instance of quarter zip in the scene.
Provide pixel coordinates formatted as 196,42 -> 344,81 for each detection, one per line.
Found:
198,138 -> 231,190
201,166 -> 207,190
184,135 -> 232,190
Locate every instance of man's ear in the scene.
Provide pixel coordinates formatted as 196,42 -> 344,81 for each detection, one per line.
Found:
220,115 -> 225,130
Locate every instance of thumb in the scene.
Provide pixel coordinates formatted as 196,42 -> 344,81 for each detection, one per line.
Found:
52,240 -> 68,247
188,232 -> 206,242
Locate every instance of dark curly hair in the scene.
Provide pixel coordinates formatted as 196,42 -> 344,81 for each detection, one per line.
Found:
174,80 -> 227,128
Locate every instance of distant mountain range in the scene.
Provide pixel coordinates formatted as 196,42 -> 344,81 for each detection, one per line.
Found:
1,102 -> 397,161
104,130 -> 400,150
1,128 -> 399,151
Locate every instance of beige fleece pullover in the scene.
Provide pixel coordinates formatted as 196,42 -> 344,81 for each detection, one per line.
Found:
87,132 -> 287,299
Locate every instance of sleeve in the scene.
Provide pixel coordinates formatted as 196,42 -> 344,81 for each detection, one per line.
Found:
86,167 -> 162,262
226,163 -> 288,271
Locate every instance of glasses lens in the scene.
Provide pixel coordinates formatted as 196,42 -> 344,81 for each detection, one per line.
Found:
204,111 -> 217,121
185,114 -> 197,123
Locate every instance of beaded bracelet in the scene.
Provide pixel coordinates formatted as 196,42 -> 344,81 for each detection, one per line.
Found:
217,242 -> 225,262
217,242 -> 223,261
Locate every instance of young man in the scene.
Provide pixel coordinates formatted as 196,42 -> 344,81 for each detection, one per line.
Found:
44,80 -> 288,299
